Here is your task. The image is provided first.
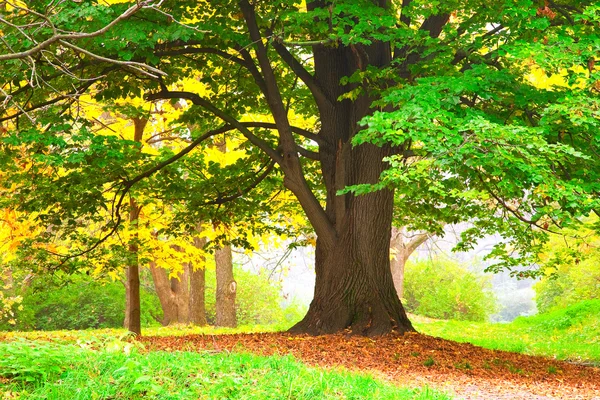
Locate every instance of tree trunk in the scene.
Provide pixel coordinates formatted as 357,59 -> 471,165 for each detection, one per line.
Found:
238,0 -> 449,335
123,117 -> 147,335
149,261 -> 189,325
124,199 -> 142,335
289,148 -> 413,336
288,14 -> 415,336
215,245 -> 236,327
189,234 -> 208,325
390,227 -> 429,299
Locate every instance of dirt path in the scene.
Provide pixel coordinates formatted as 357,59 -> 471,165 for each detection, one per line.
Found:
141,332 -> 600,399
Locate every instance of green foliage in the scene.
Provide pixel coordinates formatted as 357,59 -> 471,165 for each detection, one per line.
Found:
205,266 -> 307,327
0,276 -> 162,331
414,299 -> 600,364
0,266 -> 304,331
533,220 -> 600,313
0,340 -> 450,399
404,258 -> 497,321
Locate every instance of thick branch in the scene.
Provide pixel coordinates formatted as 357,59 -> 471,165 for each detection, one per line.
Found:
271,37 -> 333,107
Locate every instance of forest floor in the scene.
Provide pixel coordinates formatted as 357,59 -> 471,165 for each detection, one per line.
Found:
141,331 -> 600,400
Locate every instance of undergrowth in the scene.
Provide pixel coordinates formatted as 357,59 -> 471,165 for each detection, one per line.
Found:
0,339 -> 451,399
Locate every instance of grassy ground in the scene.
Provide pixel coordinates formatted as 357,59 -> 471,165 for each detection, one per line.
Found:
0,336 -> 450,399
413,299 -> 600,365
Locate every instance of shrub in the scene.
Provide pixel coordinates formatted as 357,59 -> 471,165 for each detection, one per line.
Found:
0,275 -> 162,331
1,266 -> 305,331
534,255 -> 600,313
204,267 -> 306,327
403,258 -> 497,321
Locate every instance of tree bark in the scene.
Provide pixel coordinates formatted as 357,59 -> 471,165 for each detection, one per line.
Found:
149,260 -> 190,325
390,227 -> 429,299
124,198 -> 142,335
189,234 -> 208,325
123,117 -> 147,336
240,0 -> 448,335
288,5 -> 415,335
215,245 -> 236,327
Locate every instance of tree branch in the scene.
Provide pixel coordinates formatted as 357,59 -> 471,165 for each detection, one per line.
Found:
270,36 -> 333,108
202,160 -> 276,205
0,1 -> 155,61
145,89 -> 283,163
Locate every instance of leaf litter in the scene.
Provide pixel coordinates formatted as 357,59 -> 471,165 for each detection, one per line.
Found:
141,331 -> 600,399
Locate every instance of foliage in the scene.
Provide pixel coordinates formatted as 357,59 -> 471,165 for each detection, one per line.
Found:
205,266 -> 306,327
0,0 -> 599,334
414,299 -> 600,365
0,340 -> 449,399
0,275 -> 162,331
348,1 -> 600,274
0,266 -> 305,331
404,258 -> 497,321
534,219 -> 600,313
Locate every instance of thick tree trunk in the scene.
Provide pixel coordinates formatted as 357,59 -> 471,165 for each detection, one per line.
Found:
149,260 -> 190,325
288,6 -> 414,335
390,227 -> 429,299
215,245 -> 236,327
237,0 -> 449,335
189,235 -> 208,325
289,147 -> 413,336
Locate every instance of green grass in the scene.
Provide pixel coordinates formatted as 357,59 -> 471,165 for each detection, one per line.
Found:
413,299 -> 600,365
0,338 -> 451,399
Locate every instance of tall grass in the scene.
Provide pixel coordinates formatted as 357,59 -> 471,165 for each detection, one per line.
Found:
0,339 -> 451,399
414,299 -> 600,365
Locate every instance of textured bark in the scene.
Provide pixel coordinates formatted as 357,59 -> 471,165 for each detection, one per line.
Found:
150,259 -> 190,325
290,145 -> 414,336
189,235 -> 208,325
390,227 -> 429,299
215,245 -> 236,327
288,2 -> 416,336
239,0 -> 449,335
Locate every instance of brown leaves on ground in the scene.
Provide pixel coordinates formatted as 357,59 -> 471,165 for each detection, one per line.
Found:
141,332 -> 600,400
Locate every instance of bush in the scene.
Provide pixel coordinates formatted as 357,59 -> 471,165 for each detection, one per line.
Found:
533,217 -> 600,313
403,258 -> 497,321
534,254 -> 600,313
0,275 -> 162,331
1,266 -> 305,331
204,267 -> 306,327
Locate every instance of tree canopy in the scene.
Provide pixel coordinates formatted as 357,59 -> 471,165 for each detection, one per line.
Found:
0,0 -> 598,335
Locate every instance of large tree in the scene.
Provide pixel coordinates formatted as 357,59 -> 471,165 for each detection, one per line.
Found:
0,0 -> 598,336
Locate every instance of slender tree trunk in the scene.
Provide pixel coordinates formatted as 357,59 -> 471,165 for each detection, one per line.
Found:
123,117 -> 147,335
212,136 -> 236,327
390,227 -> 429,299
215,245 -> 236,327
124,199 -> 142,335
189,234 -> 208,325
